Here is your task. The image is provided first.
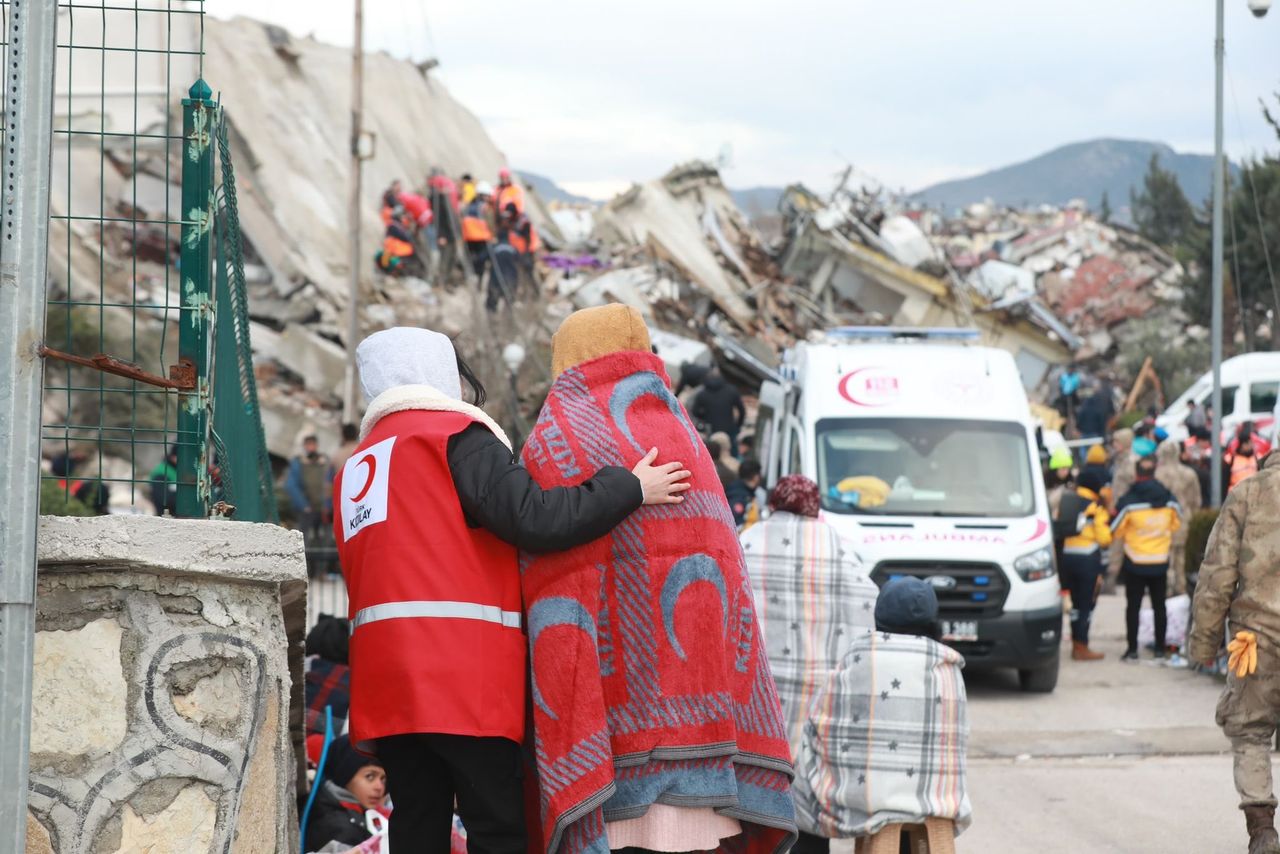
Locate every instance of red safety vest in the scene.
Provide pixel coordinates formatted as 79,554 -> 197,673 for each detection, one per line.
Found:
334,409 -> 524,747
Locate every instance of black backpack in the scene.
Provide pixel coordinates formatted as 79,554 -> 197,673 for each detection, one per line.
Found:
1052,491 -> 1091,541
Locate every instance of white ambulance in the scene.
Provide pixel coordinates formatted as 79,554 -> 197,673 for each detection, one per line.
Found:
756,328 -> 1062,692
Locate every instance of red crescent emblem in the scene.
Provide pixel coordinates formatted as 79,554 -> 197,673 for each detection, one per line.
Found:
350,454 -> 378,502
838,367 -> 899,406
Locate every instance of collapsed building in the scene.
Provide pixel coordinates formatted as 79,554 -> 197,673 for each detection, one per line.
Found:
936,204 -> 1187,362
564,167 -> 1079,395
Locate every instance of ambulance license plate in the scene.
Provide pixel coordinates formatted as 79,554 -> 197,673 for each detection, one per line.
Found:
941,620 -> 978,642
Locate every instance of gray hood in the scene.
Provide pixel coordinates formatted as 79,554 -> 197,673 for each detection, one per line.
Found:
356,327 -> 460,403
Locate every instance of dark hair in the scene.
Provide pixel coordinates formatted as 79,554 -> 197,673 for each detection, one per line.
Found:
1135,456 -> 1157,478
341,423 -> 359,442
456,353 -> 487,406
739,459 -> 763,481
705,437 -> 722,458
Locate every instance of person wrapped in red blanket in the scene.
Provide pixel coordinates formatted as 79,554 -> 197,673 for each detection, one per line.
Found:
520,304 -> 797,854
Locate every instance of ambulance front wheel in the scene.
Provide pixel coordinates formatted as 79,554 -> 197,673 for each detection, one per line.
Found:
1017,654 -> 1059,693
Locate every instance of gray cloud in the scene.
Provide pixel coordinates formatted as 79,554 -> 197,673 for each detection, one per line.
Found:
215,0 -> 1279,196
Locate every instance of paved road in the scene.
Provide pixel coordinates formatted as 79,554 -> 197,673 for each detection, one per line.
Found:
959,593 -> 1240,853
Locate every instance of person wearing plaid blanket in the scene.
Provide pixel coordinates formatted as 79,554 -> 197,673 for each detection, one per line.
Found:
793,577 -> 971,846
742,474 -> 879,854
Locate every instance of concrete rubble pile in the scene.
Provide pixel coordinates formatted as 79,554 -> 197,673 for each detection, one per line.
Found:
561,165 -> 1103,396
935,202 -> 1187,361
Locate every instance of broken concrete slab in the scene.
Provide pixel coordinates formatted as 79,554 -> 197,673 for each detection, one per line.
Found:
275,323 -> 347,399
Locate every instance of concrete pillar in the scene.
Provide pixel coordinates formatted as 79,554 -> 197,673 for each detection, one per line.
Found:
26,515 -> 306,853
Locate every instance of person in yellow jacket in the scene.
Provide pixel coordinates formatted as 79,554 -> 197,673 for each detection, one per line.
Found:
1059,468 -> 1112,661
1112,456 -> 1182,662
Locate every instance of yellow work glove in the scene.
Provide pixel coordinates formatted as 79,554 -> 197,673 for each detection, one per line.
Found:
1227,631 -> 1258,678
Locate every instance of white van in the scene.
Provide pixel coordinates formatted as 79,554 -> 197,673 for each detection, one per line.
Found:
1156,352 -> 1280,443
757,328 -> 1062,692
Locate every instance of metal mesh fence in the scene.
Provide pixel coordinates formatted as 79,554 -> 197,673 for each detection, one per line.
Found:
211,112 -> 277,523
39,0 -> 206,517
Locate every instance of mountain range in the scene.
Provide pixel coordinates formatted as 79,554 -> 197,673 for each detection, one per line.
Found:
910,138 -> 1236,212
518,170 -> 596,205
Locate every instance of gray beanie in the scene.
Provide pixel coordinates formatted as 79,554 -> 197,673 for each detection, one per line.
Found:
874,577 -> 939,636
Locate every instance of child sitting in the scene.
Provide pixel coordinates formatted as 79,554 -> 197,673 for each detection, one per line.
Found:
305,735 -> 389,852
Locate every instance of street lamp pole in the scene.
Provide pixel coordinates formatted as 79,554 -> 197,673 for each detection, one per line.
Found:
1210,0 -> 1226,506
342,0 -> 365,425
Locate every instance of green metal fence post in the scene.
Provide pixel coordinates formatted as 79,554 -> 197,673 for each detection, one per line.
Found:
178,78 -> 215,518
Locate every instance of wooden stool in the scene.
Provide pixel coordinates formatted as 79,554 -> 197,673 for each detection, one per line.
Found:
853,817 -> 956,854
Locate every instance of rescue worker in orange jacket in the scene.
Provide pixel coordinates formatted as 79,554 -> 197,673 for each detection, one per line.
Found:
494,167 -> 525,215
498,202 -> 539,255
379,180 -> 403,226
461,183 -> 494,272
497,201 -> 539,296
376,209 -> 419,275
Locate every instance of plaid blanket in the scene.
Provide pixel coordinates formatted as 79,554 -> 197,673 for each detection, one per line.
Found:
793,630 -> 971,838
520,351 -> 797,854
741,512 -> 878,759
305,657 -> 351,736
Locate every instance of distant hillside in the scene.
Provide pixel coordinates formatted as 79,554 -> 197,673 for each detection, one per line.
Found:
731,186 -> 785,217
912,139 -> 1237,212
519,170 -> 596,205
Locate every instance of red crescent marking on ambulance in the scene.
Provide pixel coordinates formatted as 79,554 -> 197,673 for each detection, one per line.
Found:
1022,518 -> 1049,543
838,367 -> 893,407
350,454 -> 377,502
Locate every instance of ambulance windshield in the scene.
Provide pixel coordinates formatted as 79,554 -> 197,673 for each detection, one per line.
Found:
815,417 -> 1035,517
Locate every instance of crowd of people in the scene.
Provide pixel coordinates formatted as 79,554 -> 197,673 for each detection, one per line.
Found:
303,313 -> 975,854
376,167 -> 540,312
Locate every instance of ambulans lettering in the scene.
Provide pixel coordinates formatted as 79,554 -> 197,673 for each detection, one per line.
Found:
859,531 -> 1009,545
341,436 -> 396,542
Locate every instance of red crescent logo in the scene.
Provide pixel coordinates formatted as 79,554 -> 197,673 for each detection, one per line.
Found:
838,367 -> 900,406
350,454 -> 378,502
1022,518 -> 1049,543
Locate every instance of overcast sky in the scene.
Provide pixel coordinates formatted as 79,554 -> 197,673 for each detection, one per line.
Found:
212,1 -> 1280,199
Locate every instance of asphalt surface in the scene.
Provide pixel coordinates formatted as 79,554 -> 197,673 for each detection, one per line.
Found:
960,593 -> 1240,853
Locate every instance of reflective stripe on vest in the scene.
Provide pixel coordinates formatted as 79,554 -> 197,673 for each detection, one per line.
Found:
351,599 -> 522,631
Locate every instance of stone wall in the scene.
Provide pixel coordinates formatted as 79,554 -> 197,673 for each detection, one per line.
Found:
27,515 -> 306,854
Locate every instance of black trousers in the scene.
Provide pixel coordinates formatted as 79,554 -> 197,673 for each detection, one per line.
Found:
1123,568 -> 1167,653
377,733 -> 525,854
1061,551 -> 1104,645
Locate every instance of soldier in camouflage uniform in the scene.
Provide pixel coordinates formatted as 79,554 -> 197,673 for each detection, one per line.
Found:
1105,428 -> 1136,592
1190,451 -> 1280,854
1156,439 -> 1204,595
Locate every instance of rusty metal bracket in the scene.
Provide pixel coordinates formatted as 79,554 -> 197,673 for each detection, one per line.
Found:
38,345 -> 196,391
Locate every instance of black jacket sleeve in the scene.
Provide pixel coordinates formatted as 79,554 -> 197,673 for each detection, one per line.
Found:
446,424 -> 643,554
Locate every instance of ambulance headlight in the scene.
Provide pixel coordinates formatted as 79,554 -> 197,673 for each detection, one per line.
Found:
1015,546 -> 1056,582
